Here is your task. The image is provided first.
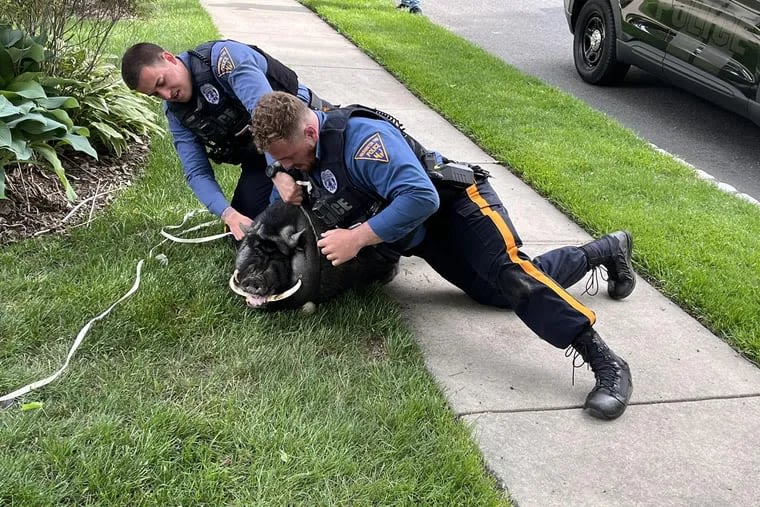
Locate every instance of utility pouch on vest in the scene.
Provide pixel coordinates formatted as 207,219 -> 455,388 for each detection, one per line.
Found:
311,199 -> 341,227
426,161 -> 490,206
311,192 -> 381,229
427,162 -> 475,189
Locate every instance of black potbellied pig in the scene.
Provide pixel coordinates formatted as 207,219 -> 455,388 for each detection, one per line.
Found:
230,201 -> 399,311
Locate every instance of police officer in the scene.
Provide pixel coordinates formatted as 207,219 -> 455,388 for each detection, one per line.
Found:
397,0 -> 422,14
121,40 -> 330,240
250,91 -> 636,421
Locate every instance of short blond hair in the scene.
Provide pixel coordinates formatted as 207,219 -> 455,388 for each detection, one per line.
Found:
251,91 -> 310,152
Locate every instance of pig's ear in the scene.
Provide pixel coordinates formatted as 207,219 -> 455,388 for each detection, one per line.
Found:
288,228 -> 306,248
270,225 -> 296,255
279,225 -> 306,249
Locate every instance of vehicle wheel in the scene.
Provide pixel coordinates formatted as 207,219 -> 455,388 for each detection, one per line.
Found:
573,0 -> 629,85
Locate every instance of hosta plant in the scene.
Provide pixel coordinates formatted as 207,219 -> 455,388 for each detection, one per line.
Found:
0,25 -> 97,201
58,53 -> 164,158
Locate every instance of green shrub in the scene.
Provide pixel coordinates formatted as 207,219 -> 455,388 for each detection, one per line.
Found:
0,25 -> 97,201
57,54 -> 165,157
1,0 -> 142,80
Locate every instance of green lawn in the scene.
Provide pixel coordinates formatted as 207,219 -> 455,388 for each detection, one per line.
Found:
2,0 -> 760,503
0,0 -> 506,504
301,0 -> 760,362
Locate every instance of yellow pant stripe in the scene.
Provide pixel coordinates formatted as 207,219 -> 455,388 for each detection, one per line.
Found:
465,185 -> 596,325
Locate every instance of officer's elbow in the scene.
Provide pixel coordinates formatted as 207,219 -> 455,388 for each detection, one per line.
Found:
427,190 -> 440,214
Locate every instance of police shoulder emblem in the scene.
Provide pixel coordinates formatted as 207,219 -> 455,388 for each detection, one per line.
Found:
200,83 -> 220,105
216,46 -> 236,77
321,169 -> 339,194
354,132 -> 390,163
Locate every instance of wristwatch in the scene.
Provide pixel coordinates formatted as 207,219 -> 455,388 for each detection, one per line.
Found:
265,162 -> 283,178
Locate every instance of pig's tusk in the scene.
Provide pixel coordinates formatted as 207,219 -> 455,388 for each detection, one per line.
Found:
229,270 -> 250,298
229,270 -> 302,302
266,279 -> 302,302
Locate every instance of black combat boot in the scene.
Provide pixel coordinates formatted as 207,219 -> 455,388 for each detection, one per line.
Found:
571,328 -> 632,420
580,230 -> 636,300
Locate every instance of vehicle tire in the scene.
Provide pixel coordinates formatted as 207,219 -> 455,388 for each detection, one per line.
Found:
573,0 -> 629,85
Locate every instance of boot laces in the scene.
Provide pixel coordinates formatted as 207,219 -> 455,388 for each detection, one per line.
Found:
565,340 -> 618,389
581,265 -> 608,296
564,346 -> 586,385
605,234 -> 632,282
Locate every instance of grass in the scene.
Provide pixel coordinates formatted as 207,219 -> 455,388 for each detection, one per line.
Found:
0,0 -> 506,504
2,0 -> 760,503
301,0 -> 760,361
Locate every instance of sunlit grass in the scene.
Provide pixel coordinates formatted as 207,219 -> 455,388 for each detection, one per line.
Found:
303,0 -> 760,361
0,0 -> 507,504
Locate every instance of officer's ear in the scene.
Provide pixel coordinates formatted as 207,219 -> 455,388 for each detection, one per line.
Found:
304,123 -> 318,143
162,51 -> 178,65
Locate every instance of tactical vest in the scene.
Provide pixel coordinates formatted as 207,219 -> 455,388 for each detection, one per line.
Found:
308,106 -> 438,252
167,41 -> 299,164
310,106 -> 490,237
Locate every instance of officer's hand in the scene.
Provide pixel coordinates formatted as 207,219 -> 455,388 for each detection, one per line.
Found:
317,223 -> 382,266
221,207 -> 253,241
272,172 -> 303,205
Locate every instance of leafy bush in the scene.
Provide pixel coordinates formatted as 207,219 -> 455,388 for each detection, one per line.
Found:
0,25 -> 97,201
56,55 -> 164,158
1,0 -> 142,79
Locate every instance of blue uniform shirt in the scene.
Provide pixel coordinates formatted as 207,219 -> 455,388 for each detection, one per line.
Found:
314,112 -> 440,249
165,40 -> 311,216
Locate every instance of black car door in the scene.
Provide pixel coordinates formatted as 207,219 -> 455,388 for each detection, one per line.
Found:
663,0 -> 760,116
618,0 -> 674,77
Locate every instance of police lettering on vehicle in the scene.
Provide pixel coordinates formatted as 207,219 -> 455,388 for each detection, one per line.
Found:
652,3 -> 746,55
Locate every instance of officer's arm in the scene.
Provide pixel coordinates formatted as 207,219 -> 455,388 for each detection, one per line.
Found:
216,42 -> 273,115
363,161 -> 438,244
167,111 -> 229,217
214,42 -> 284,190
352,130 -> 439,244
217,43 -> 311,166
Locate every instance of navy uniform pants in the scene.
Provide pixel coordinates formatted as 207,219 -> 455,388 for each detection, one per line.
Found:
412,180 -> 595,349
230,149 -> 274,220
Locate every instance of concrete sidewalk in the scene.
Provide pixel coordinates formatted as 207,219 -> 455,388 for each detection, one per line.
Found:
200,1 -> 760,504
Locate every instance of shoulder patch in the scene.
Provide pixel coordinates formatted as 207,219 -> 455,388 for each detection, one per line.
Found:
216,46 -> 236,77
354,132 -> 390,163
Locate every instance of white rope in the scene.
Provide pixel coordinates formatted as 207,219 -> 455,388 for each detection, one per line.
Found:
160,223 -> 231,243
0,260 -> 146,403
159,208 -> 232,244
0,209 -> 229,407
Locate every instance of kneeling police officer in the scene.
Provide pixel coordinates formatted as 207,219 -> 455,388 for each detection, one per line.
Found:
250,91 -> 636,421
121,40 -> 331,240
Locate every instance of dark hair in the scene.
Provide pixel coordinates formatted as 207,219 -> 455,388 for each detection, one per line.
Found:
121,42 -> 166,90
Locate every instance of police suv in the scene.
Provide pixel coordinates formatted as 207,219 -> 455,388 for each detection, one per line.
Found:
563,0 -> 760,126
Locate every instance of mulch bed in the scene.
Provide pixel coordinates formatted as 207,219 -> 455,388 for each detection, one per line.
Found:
0,144 -> 149,246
